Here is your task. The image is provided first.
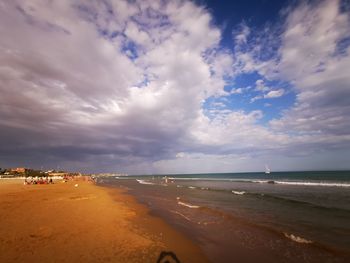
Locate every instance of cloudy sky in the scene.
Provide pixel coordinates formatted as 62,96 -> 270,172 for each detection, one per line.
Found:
0,0 -> 350,174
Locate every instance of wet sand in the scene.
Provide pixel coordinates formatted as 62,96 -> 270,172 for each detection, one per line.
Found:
0,178 -> 208,263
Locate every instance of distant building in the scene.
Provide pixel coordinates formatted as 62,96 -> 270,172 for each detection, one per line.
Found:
10,167 -> 26,174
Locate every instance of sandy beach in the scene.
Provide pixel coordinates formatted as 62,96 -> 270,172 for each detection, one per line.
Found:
0,178 -> 208,263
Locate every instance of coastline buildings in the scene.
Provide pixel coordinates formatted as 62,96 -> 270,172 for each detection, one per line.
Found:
10,167 -> 26,174
0,167 -> 82,178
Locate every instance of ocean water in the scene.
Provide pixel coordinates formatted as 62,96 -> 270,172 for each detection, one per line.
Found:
99,171 -> 350,262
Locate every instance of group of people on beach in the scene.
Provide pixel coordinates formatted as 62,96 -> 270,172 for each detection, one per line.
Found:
24,176 -> 53,185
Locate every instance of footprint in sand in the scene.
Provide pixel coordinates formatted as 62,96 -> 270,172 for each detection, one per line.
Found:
30,226 -> 53,239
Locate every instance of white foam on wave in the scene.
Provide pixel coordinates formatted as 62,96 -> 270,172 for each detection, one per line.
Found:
275,181 -> 350,187
232,190 -> 245,195
113,176 -> 132,180
284,233 -> 313,244
252,180 -> 269,184
251,180 -> 350,187
178,201 -> 200,209
136,179 -> 155,185
188,186 -> 196,189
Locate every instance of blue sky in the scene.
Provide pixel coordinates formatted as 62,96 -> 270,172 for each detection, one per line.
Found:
204,72 -> 296,124
200,0 -> 289,43
201,1 -> 297,124
0,0 -> 350,174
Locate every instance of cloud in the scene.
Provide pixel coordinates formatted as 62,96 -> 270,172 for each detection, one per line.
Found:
0,1 -> 249,171
264,89 -> 285,98
189,109 -> 289,151
250,95 -> 263,103
234,23 -> 250,44
250,79 -> 284,101
255,79 -> 270,92
230,88 -> 243,94
0,0 -> 230,172
211,102 -> 226,108
0,0 -> 349,173
175,152 -> 185,158
268,0 -> 350,142
234,0 -> 350,151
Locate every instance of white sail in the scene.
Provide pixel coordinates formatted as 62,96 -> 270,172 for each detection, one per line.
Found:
265,164 -> 271,174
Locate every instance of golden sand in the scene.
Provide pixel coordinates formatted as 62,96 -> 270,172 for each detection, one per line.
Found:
0,178 -> 208,263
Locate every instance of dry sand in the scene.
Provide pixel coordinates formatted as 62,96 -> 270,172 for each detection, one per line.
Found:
0,178 -> 209,263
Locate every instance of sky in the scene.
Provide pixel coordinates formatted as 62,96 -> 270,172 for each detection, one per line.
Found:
0,0 -> 350,174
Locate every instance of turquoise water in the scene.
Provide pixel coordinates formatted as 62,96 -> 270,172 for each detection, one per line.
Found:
101,171 -> 350,262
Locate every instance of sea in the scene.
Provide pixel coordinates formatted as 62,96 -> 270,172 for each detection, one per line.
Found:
98,171 -> 350,263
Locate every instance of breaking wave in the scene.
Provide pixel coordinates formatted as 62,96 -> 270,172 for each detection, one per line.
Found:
136,179 -> 155,185
177,201 -> 200,209
284,233 -> 313,244
232,190 -> 246,195
274,181 -> 350,187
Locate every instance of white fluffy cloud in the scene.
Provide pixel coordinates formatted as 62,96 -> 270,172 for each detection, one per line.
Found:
255,79 -> 270,92
269,0 -> 350,143
0,0 -> 230,172
250,79 -> 285,102
235,0 -> 350,150
264,89 -> 285,98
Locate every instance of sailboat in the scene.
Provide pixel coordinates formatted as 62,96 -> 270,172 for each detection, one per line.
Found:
265,164 -> 275,184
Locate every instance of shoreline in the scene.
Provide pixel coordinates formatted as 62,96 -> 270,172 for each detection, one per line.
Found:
96,182 -> 210,262
0,178 -> 209,263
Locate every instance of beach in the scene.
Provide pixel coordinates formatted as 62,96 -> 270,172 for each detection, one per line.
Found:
2,173 -> 349,263
0,178 -> 208,263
